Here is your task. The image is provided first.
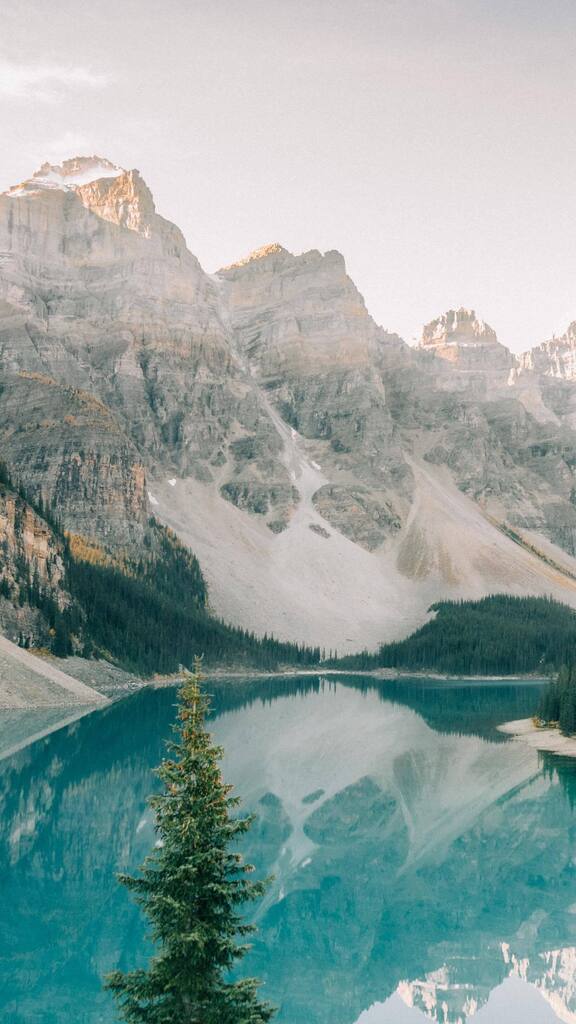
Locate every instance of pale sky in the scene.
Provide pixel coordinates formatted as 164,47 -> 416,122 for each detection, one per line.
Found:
2,0 -> 576,351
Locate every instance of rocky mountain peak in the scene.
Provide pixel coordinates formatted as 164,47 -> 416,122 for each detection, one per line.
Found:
556,320 -> 576,343
418,307 -> 514,381
6,156 -> 125,196
539,319 -> 576,352
72,165 -> 159,239
519,320 -> 576,379
2,155 -> 195,260
420,307 -> 498,348
219,242 -> 291,272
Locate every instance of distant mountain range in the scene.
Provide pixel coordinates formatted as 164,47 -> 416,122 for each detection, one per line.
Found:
3,155 -> 576,655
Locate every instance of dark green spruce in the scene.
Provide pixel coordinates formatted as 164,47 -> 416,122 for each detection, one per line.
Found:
106,664 -> 276,1024
537,664 -> 576,736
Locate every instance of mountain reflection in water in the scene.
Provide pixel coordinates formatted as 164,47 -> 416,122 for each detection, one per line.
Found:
1,675 -> 576,1024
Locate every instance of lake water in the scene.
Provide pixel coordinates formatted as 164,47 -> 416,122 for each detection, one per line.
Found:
2,675 -> 576,1024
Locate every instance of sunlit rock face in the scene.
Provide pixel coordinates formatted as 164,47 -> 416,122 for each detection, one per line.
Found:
7,157 -> 124,191
218,243 -> 403,376
398,309 -> 576,558
0,476 -> 72,642
4,155 -> 194,257
0,154 -> 228,392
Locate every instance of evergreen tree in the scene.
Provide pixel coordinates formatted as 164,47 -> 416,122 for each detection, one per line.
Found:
51,616 -> 71,658
106,662 -> 276,1024
538,664 -> 576,735
537,675 -> 561,723
559,667 -> 576,735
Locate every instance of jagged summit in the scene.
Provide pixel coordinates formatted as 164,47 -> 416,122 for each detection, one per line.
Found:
538,319 -> 576,349
519,320 -> 576,380
6,156 -> 126,196
219,242 -> 291,272
32,156 -> 124,186
418,307 -> 514,380
1,156 -> 196,256
549,319 -> 576,343
420,307 -> 498,348
218,244 -> 349,275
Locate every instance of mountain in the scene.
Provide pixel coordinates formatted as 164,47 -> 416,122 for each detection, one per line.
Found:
419,307 -> 515,385
217,242 -> 410,544
519,321 -> 576,381
4,156 -> 576,656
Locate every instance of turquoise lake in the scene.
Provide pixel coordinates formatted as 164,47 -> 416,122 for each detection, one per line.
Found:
2,675 -> 576,1023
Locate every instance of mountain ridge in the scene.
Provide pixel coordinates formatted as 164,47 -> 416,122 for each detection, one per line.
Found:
2,156 -> 576,653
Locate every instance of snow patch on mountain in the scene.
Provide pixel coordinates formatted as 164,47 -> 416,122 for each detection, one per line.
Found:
5,156 -> 124,196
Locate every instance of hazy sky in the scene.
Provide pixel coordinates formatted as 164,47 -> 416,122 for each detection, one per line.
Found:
2,0 -> 576,351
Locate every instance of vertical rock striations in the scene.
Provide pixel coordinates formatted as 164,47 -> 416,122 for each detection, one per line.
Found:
218,244 -> 412,546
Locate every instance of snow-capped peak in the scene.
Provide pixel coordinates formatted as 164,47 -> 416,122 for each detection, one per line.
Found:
5,156 -> 125,197
32,156 -> 124,187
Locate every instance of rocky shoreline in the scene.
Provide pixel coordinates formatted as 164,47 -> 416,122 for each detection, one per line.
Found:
498,718 -> 576,757
0,637 -> 109,710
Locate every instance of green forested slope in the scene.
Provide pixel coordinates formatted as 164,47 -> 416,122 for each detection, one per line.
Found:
335,595 -> 576,675
1,461 -> 320,674
66,529 -> 320,675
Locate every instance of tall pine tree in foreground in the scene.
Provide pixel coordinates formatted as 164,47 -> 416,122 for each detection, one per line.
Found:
106,662 -> 275,1024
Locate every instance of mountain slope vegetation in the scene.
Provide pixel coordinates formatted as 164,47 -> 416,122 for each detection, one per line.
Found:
334,595 -> 576,675
0,461 -> 321,674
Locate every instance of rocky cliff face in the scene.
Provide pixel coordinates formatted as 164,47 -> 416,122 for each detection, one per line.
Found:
218,243 -> 412,546
0,471 -> 71,643
417,308 -> 517,410
0,158 -> 297,539
520,322 -> 576,380
4,156 -> 576,648
420,307 -> 513,366
0,373 -> 147,546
